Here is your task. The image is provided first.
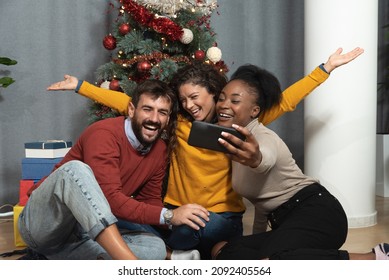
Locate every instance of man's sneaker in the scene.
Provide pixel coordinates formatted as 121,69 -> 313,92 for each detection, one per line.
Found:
171,249 -> 201,260
373,243 -> 389,260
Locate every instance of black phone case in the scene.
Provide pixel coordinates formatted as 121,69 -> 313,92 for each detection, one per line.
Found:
187,121 -> 245,153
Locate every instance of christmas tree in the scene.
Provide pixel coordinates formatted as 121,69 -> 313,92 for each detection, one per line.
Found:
89,0 -> 228,122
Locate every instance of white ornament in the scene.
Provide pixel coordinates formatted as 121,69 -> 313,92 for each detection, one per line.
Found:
206,46 -> 222,63
100,81 -> 110,89
180,28 -> 194,44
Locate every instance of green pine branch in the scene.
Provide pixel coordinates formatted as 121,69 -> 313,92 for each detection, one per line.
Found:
150,59 -> 178,81
95,62 -> 127,81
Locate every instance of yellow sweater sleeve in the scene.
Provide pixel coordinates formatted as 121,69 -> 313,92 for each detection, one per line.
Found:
78,81 -> 131,116
259,66 -> 329,125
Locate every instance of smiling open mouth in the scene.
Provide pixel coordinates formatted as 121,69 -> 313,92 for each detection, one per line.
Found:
144,124 -> 158,131
218,113 -> 233,119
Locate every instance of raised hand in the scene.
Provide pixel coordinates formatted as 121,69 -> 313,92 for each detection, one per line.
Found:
47,74 -> 78,91
322,47 -> 364,73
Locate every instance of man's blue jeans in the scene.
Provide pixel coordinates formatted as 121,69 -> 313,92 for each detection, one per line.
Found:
167,211 -> 243,259
118,209 -> 244,259
18,160 -> 166,260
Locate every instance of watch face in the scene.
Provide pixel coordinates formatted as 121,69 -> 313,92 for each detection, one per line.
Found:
164,210 -> 173,219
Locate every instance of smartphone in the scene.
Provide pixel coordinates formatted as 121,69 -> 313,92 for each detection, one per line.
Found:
187,121 -> 245,153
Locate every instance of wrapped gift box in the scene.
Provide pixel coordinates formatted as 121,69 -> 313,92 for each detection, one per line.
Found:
21,157 -> 62,180
13,204 -> 27,247
24,140 -> 72,159
24,140 -> 72,149
25,147 -> 71,158
19,180 -> 36,206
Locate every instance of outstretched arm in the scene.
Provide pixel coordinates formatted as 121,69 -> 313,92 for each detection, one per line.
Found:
47,75 -> 131,115
47,74 -> 78,91
260,47 -> 364,125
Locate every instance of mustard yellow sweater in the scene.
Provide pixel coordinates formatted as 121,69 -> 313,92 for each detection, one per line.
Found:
78,66 -> 328,213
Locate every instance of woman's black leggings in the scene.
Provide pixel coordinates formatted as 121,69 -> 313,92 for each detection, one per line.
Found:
216,183 -> 350,260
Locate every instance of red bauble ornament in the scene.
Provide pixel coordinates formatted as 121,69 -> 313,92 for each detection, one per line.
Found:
119,23 -> 131,36
109,79 -> 121,91
137,61 -> 151,72
194,50 -> 205,60
103,34 -> 116,50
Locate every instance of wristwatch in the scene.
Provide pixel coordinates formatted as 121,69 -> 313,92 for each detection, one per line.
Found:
163,209 -> 174,225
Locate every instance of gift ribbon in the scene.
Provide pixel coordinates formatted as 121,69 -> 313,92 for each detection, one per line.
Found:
41,140 -> 69,149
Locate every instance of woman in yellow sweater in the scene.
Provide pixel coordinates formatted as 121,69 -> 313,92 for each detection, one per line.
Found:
48,47 -> 363,259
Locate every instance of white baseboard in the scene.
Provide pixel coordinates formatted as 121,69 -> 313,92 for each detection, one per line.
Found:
347,211 -> 377,228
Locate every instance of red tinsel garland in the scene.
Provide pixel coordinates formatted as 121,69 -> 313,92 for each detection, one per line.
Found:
120,0 -> 183,41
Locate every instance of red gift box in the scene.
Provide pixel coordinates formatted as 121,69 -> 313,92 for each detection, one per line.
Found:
19,180 -> 34,206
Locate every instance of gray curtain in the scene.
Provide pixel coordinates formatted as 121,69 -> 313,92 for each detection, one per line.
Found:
377,0 -> 389,133
0,0 -> 386,207
0,0 -> 111,206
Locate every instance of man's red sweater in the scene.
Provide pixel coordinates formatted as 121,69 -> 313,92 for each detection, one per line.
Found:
28,116 -> 167,225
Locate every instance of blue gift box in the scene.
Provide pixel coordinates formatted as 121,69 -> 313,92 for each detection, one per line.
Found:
21,157 -> 62,180
24,140 -> 72,149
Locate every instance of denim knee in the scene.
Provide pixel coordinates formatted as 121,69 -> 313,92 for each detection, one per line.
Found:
143,236 -> 167,260
166,225 -> 200,250
61,160 -> 93,176
122,233 -> 167,260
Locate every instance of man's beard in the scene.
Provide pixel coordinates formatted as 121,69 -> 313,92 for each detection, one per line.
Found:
131,118 -> 163,147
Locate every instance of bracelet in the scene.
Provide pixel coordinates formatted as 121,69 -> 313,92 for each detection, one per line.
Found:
319,63 -> 329,74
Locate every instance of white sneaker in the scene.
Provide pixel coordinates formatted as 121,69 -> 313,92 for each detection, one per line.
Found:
171,249 -> 201,260
373,243 -> 389,260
